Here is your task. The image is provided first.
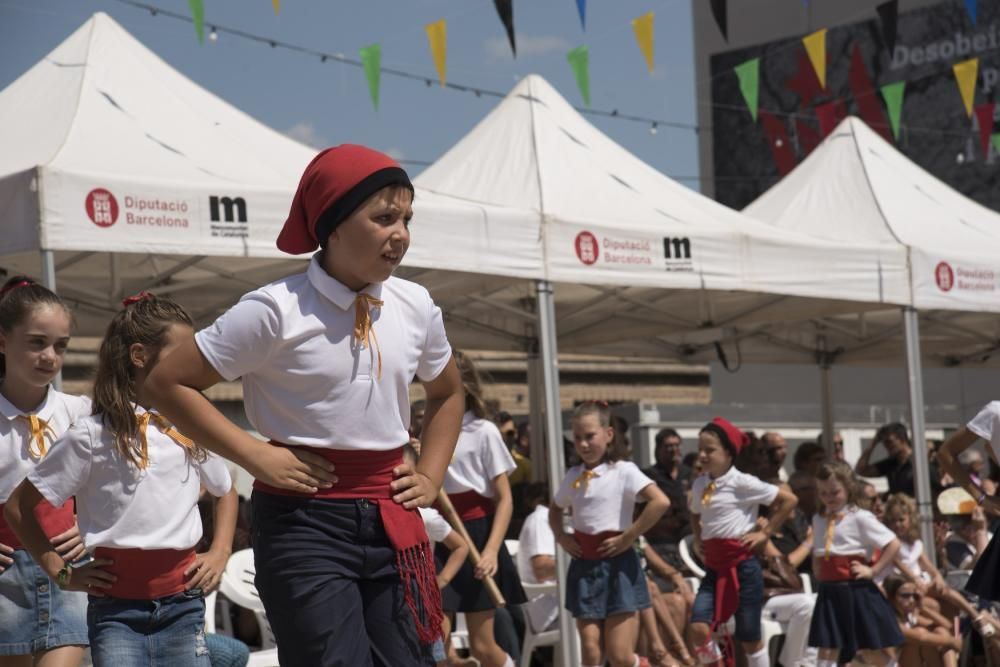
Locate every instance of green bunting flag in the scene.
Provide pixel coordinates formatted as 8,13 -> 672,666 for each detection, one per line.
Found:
359,44 -> 382,110
734,58 -> 759,121
567,46 -> 590,106
189,0 -> 204,44
880,81 -> 905,140
993,134 -> 1000,155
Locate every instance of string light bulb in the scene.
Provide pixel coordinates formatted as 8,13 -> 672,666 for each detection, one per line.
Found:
208,26 -> 218,41
650,122 -> 658,135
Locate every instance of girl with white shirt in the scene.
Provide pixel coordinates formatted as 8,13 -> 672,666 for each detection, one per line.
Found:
438,350 -> 525,667
0,277 -> 91,667
550,401 -> 669,667
5,293 -> 234,667
688,417 -> 797,667
144,145 -> 465,666
808,461 -> 903,667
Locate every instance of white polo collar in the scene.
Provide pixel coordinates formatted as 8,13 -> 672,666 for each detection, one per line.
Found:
307,256 -> 384,311
0,385 -> 56,422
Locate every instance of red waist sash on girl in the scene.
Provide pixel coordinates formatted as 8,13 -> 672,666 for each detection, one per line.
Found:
439,490 -> 495,521
253,443 -> 442,646
93,547 -> 196,600
703,539 -> 754,667
574,531 -> 623,560
817,554 -> 869,582
0,499 -> 76,550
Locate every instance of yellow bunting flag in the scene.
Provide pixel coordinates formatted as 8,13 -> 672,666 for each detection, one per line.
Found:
803,28 -> 827,89
272,0 -> 280,14
425,20 -> 447,86
631,12 -> 654,73
953,58 -> 979,117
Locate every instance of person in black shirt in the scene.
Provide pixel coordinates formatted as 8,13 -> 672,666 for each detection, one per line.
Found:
855,422 -> 942,498
642,428 -> 692,586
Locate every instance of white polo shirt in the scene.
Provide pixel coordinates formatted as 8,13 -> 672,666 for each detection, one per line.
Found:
195,256 -> 452,450
811,506 -> 895,557
691,466 -> 779,540
442,411 -> 516,497
29,408 -> 232,550
517,504 -> 556,585
419,506 -> 452,543
554,461 -> 653,534
969,401 -> 1000,460
0,387 -> 90,502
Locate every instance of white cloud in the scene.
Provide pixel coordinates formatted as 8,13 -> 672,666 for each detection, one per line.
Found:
483,34 -> 572,61
283,121 -> 327,149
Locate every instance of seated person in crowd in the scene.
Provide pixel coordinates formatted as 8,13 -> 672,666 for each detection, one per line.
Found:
793,442 -> 827,477
884,575 -> 962,667
788,470 -> 819,520
944,510 -> 990,572
857,481 -> 886,522
643,428 -> 693,591
515,482 -> 558,636
856,422 -> 943,498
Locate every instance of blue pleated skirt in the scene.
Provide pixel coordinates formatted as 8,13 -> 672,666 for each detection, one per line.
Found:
808,580 -> 903,663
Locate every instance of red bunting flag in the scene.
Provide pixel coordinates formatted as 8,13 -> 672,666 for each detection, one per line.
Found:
975,103 -> 995,155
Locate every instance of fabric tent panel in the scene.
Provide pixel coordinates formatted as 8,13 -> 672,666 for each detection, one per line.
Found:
0,170 -> 41,253
911,249 -> 1000,311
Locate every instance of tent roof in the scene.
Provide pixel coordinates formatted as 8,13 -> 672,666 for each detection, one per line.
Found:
745,117 -> 1000,312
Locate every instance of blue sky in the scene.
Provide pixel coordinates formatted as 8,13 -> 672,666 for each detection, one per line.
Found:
0,0 -> 700,185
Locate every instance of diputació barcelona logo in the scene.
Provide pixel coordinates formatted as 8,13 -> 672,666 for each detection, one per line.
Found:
574,231 -> 599,265
85,188 -> 119,228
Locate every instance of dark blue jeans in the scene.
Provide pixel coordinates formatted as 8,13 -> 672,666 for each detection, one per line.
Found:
251,492 -> 434,667
690,557 -> 764,642
87,589 -> 210,666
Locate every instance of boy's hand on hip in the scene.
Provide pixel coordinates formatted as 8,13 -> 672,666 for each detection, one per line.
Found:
251,446 -> 337,494
391,463 -> 438,509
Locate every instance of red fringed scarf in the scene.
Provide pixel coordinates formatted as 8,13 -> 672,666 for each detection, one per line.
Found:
703,538 -> 754,667
254,444 -> 443,645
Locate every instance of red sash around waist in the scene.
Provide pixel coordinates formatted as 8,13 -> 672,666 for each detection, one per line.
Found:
441,490 -> 495,521
574,531 -> 623,560
0,498 -> 76,550
93,547 -> 196,600
253,443 -> 442,645
703,539 -> 754,667
817,554 -> 869,582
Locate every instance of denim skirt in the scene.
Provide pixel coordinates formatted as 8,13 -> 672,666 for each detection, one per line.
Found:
565,548 -> 651,619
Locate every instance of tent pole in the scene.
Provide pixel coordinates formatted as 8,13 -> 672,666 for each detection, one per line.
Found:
817,334 -> 835,454
526,343 -> 546,484
40,250 -> 62,391
903,307 -> 936,567
536,279 -> 579,667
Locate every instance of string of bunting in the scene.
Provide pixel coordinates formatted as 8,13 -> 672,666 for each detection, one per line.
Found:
122,0 -> 993,145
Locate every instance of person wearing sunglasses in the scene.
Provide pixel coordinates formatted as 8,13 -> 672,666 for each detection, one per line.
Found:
884,575 -> 962,666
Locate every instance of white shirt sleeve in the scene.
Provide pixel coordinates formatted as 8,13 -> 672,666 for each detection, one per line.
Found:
28,421 -> 93,507
553,468 -> 578,509
419,507 -> 452,543
737,473 -> 780,507
194,293 -> 280,382
482,423 -> 517,480
690,474 -> 707,515
198,454 -> 233,497
856,509 -> 897,550
415,299 -> 452,382
622,462 -> 654,499
968,402 -> 1000,460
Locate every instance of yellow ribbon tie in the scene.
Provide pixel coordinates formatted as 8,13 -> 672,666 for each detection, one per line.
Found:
353,294 -> 384,380
702,480 -> 717,507
137,412 -> 195,469
824,511 -> 845,558
18,414 -> 56,460
573,469 -> 598,491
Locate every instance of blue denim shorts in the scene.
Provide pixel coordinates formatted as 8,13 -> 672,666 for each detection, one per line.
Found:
691,557 -> 764,642
87,588 -> 210,667
0,549 -> 89,655
565,548 -> 651,619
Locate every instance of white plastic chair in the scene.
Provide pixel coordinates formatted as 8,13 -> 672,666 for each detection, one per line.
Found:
504,538 -> 519,558
203,589 -> 217,634
679,534 -> 706,578
520,580 -> 560,667
218,549 -> 279,666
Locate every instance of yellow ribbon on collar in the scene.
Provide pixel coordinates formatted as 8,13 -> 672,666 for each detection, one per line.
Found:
136,412 -> 194,469
824,511 -> 845,558
702,480 -> 717,507
17,414 -> 56,460
353,294 -> 384,380
573,469 -> 598,491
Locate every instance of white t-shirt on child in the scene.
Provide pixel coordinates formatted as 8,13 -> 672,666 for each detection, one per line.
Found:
553,461 -> 653,534
690,466 -> 779,540
968,402 -> 1000,460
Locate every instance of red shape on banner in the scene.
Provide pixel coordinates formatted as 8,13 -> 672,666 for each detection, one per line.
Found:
848,44 -> 892,142
975,103 -> 996,155
785,50 -> 825,109
796,117 -> 821,155
816,100 -> 847,138
760,111 -> 797,175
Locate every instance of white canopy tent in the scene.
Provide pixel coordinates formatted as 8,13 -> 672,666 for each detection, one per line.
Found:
746,116 -> 1000,560
0,12 -> 543,336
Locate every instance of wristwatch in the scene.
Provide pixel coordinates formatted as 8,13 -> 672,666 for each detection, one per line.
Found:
56,562 -> 72,587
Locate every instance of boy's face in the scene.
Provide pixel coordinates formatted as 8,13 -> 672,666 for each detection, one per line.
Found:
323,186 -> 413,290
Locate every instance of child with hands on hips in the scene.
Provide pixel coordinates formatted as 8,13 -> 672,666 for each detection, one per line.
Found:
550,401 -> 670,667
808,461 -> 903,667
0,277 -> 91,666
688,417 -> 797,667
5,293 -> 235,667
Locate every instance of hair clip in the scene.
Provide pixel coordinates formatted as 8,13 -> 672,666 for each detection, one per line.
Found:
0,280 -> 33,297
122,291 -> 154,307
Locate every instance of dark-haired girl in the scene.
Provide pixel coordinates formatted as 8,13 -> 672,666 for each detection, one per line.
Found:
438,350 -> 524,667
5,293 -> 233,667
0,276 -> 90,666
688,417 -> 797,667
550,401 -> 669,667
